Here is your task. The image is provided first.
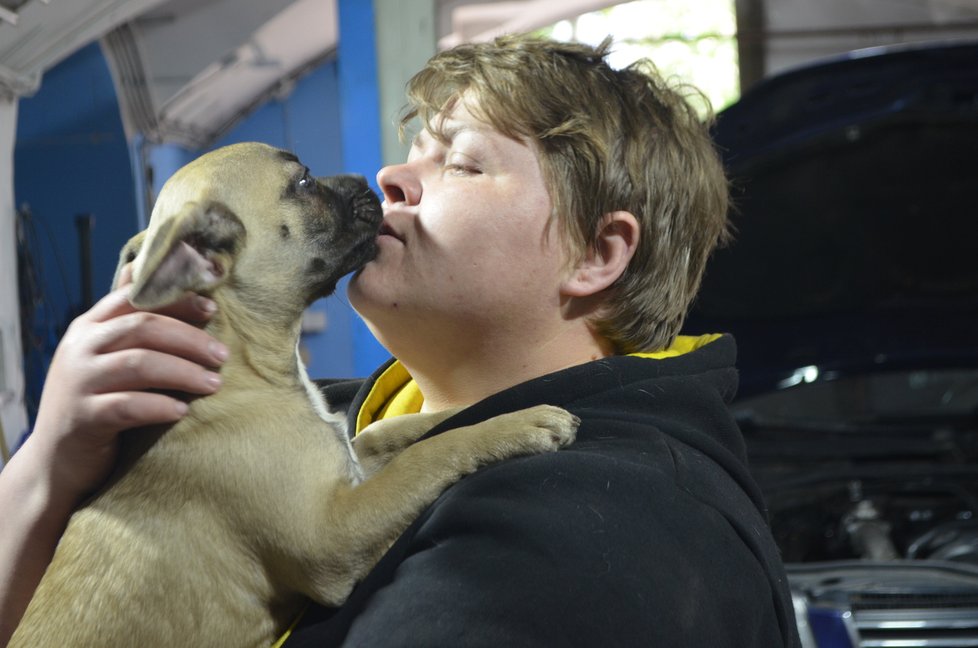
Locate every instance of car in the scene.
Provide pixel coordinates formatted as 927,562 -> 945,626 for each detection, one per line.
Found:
690,40 -> 978,648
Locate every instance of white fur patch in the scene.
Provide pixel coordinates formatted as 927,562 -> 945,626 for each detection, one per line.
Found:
295,345 -> 363,482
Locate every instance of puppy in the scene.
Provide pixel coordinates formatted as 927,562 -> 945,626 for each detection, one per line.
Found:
10,142 -> 578,647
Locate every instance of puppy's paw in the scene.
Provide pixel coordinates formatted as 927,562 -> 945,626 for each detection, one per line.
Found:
508,404 -> 579,451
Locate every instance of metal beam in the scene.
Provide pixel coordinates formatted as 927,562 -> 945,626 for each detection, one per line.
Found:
374,0 -> 437,167
0,5 -> 18,25
0,64 -> 40,98
734,0 -> 766,93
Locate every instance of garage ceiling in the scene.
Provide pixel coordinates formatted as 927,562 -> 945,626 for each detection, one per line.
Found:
104,0 -> 336,147
2,0 -> 977,148
0,0 -> 339,147
0,0 -> 168,96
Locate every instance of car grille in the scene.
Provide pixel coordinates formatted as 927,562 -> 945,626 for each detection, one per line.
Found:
854,606 -> 978,647
790,563 -> 978,648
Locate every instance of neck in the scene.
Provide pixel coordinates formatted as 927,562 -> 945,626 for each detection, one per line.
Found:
205,295 -> 304,388
392,319 -> 613,413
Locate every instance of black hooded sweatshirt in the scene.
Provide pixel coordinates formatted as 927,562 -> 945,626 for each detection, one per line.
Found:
285,334 -> 800,647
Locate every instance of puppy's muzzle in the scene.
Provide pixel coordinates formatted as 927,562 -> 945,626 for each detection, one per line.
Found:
323,174 -> 383,228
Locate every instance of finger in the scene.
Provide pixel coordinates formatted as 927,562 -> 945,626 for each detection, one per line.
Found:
86,391 -> 190,433
83,287 -> 141,324
92,283 -> 216,327
115,262 -> 134,289
93,311 -> 228,368
90,349 -> 224,396
148,292 -> 218,325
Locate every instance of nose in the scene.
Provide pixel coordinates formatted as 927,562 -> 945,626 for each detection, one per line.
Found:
376,162 -> 421,206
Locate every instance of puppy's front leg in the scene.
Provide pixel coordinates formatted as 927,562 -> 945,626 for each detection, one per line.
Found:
307,405 -> 578,604
352,407 -> 462,478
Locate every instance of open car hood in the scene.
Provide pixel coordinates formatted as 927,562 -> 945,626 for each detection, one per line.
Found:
688,41 -> 978,397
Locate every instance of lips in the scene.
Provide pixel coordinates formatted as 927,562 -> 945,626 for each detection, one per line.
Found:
378,220 -> 405,243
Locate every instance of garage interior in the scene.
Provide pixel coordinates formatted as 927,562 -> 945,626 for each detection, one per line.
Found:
2,3 -> 978,647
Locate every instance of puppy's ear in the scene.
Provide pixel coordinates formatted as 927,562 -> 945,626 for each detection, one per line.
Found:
113,230 -> 146,289
129,201 -> 245,309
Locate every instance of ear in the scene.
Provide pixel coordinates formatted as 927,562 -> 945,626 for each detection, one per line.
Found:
113,230 -> 146,289
129,201 -> 245,309
560,211 -> 640,298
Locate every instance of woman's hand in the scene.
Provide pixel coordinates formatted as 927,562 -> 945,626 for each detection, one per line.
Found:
0,278 -> 228,646
28,285 -> 228,499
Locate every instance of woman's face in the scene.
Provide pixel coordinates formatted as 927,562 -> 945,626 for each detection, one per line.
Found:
349,98 -> 573,353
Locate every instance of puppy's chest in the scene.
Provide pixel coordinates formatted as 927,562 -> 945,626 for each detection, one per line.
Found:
148,388 -> 354,473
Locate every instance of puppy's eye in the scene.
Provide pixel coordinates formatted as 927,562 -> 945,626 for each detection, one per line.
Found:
297,169 -> 313,189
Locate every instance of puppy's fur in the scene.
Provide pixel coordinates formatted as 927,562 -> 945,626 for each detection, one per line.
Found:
10,142 -> 577,647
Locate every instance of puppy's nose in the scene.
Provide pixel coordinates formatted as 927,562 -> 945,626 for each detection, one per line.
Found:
322,174 -> 382,225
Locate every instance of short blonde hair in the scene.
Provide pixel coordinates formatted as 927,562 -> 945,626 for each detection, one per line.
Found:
401,34 -> 730,353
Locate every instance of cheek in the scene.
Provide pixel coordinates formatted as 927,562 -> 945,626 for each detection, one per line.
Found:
425,184 -> 552,250
429,212 -> 563,297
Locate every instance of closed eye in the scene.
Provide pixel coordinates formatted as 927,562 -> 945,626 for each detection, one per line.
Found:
444,163 -> 482,176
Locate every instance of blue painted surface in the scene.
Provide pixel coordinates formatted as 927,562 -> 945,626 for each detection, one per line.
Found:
147,142 -> 194,200
14,42 -> 138,421
337,0 -> 392,377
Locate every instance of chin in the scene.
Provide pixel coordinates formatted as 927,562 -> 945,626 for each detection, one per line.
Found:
347,269 -> 398,319
346,272 -> 371,312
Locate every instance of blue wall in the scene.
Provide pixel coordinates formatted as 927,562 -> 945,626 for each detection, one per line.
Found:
15,42 -> 138,418
336,0 -> 391,377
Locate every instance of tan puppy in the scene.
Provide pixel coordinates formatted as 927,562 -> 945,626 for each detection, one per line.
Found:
10,142 -> 578,647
